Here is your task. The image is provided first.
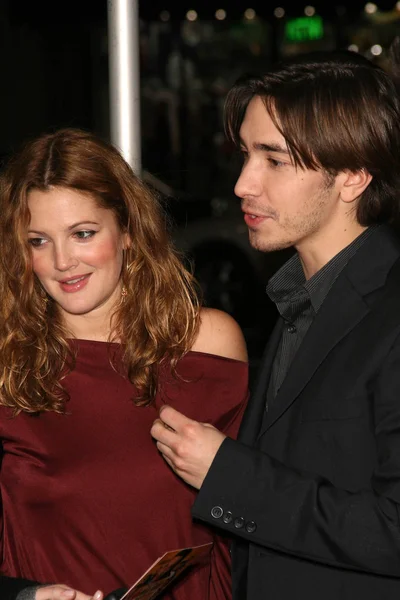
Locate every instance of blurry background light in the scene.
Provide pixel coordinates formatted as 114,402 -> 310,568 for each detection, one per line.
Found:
364,3 -> 378,14
304,5 -> 316,16
274,7 -> 285,18
348,44 -> 359,52
244,8 -> 256,20
186,9 -> 198,21
370,44 -> 383,55
159,10 -> 170,22
215,9 -> 227,20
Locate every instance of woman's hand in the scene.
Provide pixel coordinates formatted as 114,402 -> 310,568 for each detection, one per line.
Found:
35,585 -> 103,600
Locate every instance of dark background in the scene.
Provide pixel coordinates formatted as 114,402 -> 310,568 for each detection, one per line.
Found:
1,0 -> 399,361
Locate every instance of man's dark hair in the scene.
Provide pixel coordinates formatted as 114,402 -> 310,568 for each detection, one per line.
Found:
225,46 -> 400,225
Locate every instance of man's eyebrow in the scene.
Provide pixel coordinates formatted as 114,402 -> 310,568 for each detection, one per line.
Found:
253,142 -> 289,154
238,138 -> 289,154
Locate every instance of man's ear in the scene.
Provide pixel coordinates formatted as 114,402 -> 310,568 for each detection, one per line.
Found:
339,169 -> 373,204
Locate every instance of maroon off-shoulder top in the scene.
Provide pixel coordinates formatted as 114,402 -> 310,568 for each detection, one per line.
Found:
0,341 -> 248,599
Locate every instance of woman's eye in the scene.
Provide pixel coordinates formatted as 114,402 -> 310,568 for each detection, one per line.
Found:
74,230 -> 95,240
28,237 -> 46,248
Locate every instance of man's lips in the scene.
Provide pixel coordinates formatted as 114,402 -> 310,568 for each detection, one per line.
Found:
242,212 -> 273,227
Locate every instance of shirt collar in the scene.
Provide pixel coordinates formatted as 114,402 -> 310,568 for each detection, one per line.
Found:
267,226 -> 378,317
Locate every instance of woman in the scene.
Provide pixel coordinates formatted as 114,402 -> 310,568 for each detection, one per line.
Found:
0,129 -> 248,600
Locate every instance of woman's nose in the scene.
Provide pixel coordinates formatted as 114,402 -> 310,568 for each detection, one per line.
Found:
53,245 -> 78,271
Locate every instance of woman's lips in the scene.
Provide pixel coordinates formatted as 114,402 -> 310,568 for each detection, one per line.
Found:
59,274 -> 91,293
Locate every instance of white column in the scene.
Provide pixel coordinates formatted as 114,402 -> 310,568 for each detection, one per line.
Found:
108,0 -> 141,173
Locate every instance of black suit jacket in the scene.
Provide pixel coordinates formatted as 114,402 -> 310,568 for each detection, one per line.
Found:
0,575 -> 38,600
193,225 -> 400,599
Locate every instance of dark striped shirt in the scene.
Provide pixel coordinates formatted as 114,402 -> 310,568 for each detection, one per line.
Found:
266,226 -> 376,401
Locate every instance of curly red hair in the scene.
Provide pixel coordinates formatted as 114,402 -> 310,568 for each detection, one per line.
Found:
0,128 -> 201,413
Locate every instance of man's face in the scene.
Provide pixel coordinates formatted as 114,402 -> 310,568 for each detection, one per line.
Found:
235,96 -> 341,254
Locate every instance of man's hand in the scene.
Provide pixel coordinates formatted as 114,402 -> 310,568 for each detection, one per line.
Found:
36,585 -> 103,600
150,405 -> 226,489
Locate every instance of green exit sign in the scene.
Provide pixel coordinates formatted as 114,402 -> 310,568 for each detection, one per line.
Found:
285,16 -> 324,42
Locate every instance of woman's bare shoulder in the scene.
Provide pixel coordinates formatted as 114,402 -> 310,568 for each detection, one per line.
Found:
191,308 -> 248,362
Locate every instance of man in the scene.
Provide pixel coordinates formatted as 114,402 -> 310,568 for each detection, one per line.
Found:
151,46 -> 400,599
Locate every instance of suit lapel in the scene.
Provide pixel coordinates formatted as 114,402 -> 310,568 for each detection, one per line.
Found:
258,273 -> 369,436
256,225 -> 400,438
238,318 -> 283,445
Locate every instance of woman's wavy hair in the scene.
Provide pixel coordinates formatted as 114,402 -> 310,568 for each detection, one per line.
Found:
225,45 -> 400,225
0,128 -> 201,414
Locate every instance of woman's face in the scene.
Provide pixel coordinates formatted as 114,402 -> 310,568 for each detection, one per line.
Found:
27,186 -> 129,337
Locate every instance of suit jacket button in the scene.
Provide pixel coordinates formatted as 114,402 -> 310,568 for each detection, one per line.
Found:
234,516 -> 245,529
211,506 -> 223,519
245,520 -> 257,533
223,511 -> 233,524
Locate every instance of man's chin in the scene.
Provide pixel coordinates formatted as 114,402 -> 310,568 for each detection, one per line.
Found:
249,233 -> 293,253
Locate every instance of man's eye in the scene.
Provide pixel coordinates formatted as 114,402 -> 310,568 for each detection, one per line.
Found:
75,230 -> 95,240
28,238 -> 46,247
268,158 -> 285,168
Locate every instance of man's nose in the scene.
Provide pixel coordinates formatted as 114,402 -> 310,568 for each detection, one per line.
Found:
234,163 -> 262,199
